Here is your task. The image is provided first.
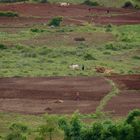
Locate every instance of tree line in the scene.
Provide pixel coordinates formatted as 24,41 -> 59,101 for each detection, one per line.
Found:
1,109 -> 140,140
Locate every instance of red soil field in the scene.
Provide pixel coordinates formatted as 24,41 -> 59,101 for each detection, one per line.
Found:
0,3 -> 140,26
105,75 -> 140,116
0,75 -> 139,116
0,77 -> 111,114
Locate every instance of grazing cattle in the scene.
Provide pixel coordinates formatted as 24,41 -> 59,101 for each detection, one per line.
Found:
69,64 -> 80,70
60,2 -> 70,6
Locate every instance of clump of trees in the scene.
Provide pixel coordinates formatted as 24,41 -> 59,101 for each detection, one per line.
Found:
3,109 -> 140,140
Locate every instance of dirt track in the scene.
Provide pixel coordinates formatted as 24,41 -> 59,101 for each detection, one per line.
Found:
0,3 -> 140,26
0,75 -> 140,116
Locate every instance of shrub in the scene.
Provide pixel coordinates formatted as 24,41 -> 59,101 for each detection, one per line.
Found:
0,44 -> 7,49
84,53 -> 96,60
0,11 -> 18,17
105,43 -> 118,51
5,123 -> 28,140
70,114 -> 82,140
131,118 -> 140,140
105,24 -> 112,32
30,28 -> 44,33
118,123 -> 134,140
48,16 -> 63,27
132,55 -> 140,60
122,1 -> 135,8
126,109 -> 140,124
83,0 -> 99,6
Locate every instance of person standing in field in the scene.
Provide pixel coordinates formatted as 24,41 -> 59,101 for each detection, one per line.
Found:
76,92 -> 80,101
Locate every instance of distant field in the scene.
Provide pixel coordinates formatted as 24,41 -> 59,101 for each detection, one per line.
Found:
49,0 -> 125,7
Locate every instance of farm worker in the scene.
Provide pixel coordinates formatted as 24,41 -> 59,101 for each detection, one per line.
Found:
76,92 -> 80,101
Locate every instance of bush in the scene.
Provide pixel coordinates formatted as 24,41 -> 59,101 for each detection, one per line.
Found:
105,43 -> 118,51
48,16 -> 63,27
132,55 -> 140,60
0,11 -> 18,17
131,118 -> 140,139
84,53 -> 96,60
5,123 -> 28,140
83,0 -> 99,6
118,123 -> 134,140
122,1 -> 135,8
0,44 -> 7,49
105,24 -> 112,32
126,109 -> 140,124
30,28 -> 44,33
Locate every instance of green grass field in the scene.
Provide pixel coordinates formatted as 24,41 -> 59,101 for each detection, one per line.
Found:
0,24 -> 139,77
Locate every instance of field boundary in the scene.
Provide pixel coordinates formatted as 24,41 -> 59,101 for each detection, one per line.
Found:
96,78 -> 120,113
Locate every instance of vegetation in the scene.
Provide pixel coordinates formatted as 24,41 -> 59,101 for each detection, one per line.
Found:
0,0 -> 139,8
0,109 -> 139,140
48,17 -> 63,27
0,24 -> 139,77
83,0 -> 99,6
0,11 -> 18,17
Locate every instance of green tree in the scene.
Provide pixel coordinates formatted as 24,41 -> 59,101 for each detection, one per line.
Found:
101,121 -> 118,140
36,114 -> 59,140
5,123 -> 28,140
131,118 -> 140,140
70,113 -> 82,140
58,117 -> 71,140
118,123 -> 134,140
126,109 -> 140,124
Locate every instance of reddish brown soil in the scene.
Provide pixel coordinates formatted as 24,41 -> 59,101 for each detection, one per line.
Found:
0,3 -> 140,26
105,75 -> 140,116
0,75 -> 139,116
0,77 -> 111,114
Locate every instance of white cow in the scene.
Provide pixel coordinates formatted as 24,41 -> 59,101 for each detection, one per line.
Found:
69,64 -> 80,70
60,2 -> 70,6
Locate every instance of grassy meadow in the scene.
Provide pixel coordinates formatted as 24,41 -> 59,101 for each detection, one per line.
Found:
0,24 -> 140,77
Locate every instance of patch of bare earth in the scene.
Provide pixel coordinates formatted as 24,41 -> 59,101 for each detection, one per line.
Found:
0,77 -> 111,115
105,75 -> 140,116
0,4 -> 140,26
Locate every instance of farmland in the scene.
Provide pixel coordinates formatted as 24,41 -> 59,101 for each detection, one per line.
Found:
0,1 -> 140,140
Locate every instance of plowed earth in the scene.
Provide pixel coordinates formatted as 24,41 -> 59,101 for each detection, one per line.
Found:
0,3 -> 140,26
0,75 -> 139,116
